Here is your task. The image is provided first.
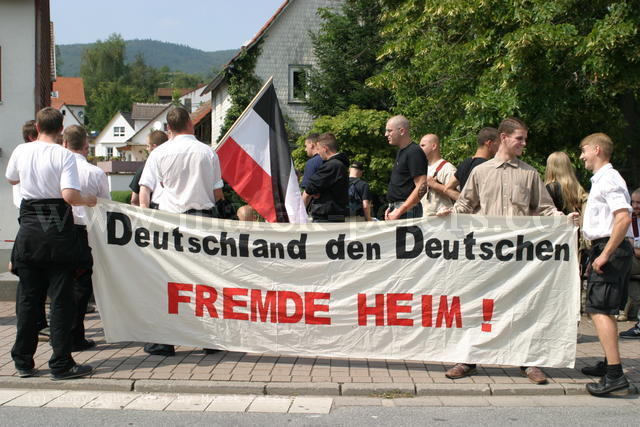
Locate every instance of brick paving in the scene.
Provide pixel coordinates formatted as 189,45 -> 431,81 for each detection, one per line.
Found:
0,301 -> 638,385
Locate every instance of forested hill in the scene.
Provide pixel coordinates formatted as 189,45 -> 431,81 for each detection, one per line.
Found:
57,39 -> 237,77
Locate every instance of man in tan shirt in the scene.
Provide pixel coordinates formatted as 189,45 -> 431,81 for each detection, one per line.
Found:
438,117 -> 578,384
418,134 -> 456,216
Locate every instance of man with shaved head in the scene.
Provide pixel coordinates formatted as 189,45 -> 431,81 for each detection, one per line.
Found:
384,115 -> 427,220
418,134 -> 456,216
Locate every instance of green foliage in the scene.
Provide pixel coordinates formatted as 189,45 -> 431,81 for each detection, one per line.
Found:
292,107 -> 393,196
373,0 -> 640,186
217,41 -> 264,143
307,0 -> 391,116
110,190 -> 132,204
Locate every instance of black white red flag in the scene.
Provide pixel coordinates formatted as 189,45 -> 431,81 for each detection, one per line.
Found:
216,80 -> 307,223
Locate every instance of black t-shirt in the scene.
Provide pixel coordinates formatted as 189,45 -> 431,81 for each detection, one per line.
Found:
387,142 -> 428,202
349,177 -> 371,216
129,163 -> 145,193
455,157 -> 487,191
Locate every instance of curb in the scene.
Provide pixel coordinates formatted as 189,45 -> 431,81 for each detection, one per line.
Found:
0,376 -> 637,397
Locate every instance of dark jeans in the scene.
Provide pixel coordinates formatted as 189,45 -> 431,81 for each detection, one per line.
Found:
71,226 -> 93,345
12,266 -> 76,374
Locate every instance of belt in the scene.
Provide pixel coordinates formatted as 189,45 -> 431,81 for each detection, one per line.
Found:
591,237 -> 609,246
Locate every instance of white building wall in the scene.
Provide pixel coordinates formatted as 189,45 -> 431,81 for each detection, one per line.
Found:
60,105 -> 82,129
94,114 -> 135,158
180,89 -> 211,113
68,105 -> 85,124
0,0 -> 36,241
211,83 -> 231,143
107,174 -> 136,192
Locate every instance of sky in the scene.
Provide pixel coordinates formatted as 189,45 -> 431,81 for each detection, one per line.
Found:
51,0 -> 286,51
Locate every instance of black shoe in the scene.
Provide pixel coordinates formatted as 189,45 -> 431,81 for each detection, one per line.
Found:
72,339 -> 96,352
586,374 -> 629,396
203,348 -> 221,354
619,325 -> 640,339
17,368 -> 38,378
581,361 -> 606,377
51,364 -> 93,381
143,343 -> 175,356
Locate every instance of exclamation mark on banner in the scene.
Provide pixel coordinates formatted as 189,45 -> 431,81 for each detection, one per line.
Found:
481,299 -> 494,332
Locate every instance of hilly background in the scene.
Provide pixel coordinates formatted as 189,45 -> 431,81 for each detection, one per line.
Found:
57,39 -> 237,77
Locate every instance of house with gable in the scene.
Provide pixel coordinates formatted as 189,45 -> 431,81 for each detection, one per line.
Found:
51,76 -> 86,128
0,0 -> 53,243
92,111 -> 136,159
202,0 -> 343,143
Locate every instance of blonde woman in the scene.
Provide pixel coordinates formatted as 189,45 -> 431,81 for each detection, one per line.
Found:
544,151 -> 587,214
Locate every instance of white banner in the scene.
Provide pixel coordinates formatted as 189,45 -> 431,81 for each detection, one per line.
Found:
87,200 -> 580,368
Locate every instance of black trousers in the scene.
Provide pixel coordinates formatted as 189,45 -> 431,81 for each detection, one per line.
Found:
71,225 -> 93,344
12,266 -> 76,374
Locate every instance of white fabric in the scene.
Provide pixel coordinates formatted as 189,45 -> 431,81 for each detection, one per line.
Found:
88,200 -> 580,368
5,141 -> 80,199
71,153 -> 111,225
12,184 -> 22,208
229,109 -> 271,174
582,163 -> 632,240
139,134 -> 223,213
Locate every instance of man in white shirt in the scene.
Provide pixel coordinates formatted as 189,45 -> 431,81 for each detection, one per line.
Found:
62,125 -> 111,352
12,120 -> 38,208
5,107 -> 96,380
418,134 -> 456,216
139,107 -> 225,356
619,187 -> 640,338
579,133 -> 633,396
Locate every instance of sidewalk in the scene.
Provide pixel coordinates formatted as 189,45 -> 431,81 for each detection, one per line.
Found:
0,301 -> 638,396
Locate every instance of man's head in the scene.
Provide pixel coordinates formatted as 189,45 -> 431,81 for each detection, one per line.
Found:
385,115 -> 411,147
497,117 -> 528,158
147,130 -> 168,153
166,107 -> 193,135
419,134 -> 440,161
22,120 -> 37,142
632,188 -> 640,216
304,133 -> 320,157
579,132 -> 613,171
237,205 -> 258,222
316,133 -> 338,160
36,107 -> 64,136
62,125 -> 88,156
477,127 -> 499,155
349,161 -> 364,178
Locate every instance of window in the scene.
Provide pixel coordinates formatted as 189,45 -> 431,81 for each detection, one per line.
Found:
113,126 -> 125,137
88,146 -> 95,157
51,90 -> 59,98
107,147 -> 113,158
288,65 -> 311,103
183,98 -> 192,112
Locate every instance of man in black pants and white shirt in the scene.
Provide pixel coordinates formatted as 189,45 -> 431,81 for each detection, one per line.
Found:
5,107 -> 96,380
62,125 -> 111,351
139,107 -> 225,356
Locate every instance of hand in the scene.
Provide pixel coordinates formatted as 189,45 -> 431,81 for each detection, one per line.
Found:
567,212 -> 580,226
592,253 -> 608,274
387,209 -> 402,221
384,207 -> 391,220
436,207 -> 452,217
85,195 -> 98,207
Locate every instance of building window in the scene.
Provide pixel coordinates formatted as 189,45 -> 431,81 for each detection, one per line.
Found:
288,65 -> 311,103
183,98 -> 192,112
88,146 -> 95,157
113,126 -> 125,137
51,90 -> 59,98
107,147 -> 113,158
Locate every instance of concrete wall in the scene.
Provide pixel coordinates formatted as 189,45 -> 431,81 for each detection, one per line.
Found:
0,0 -> 36,241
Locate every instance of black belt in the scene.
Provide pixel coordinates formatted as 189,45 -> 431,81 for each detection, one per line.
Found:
591,237 -> 609,246
184,208 -> 217,218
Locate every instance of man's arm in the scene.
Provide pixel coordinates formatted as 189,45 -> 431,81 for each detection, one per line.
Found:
139,185 -> 152,208
387,174 -> 427,220
443,176 -> 461,201
214,188 -> 224,202
130,192 -> 140,206
362,200 -> 372,221
7,179 -> 19,185
592,209 -> 632,274
62,188 -> 97,207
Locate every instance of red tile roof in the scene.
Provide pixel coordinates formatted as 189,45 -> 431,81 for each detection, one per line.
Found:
51,77 -> 86,109
190,101 -> 212,126
156,88 -> 192,98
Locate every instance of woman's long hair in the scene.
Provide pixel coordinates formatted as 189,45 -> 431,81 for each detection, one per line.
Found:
544,151 -> 587,213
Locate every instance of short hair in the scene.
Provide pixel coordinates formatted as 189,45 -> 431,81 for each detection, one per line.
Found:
632,187 -> 640,198
148,130 -> 168,147
63,125 -> 87,151
317,132 -> 338,152
36,107 -> 63,134
166,107 -> 191,133
305,133 -> 320,144
498,117 -> 528,135
389,115 -> 410,131
477,127 -> 498,146
580,132 -> 614,159
22,120 -> 37,142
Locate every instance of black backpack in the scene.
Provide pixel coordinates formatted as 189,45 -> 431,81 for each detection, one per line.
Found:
348,179 -> 363,216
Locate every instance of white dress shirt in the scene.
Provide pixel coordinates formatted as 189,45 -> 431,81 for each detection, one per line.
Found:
139,134 -> 223,213
582,163 -> 632,241
5,141 -> 80,199
71,152 -> 111,225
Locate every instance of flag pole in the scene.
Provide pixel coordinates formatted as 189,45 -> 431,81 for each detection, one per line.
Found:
213,76 -> 274,151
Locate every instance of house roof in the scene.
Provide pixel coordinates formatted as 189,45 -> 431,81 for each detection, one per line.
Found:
201,0 -> 290,96
126,104 -> 172,146
156,88 -> 191,98
190,101 -> 212,126
121,112 -> 134,128
131,103 -> 170,120
51,77 -> 86,109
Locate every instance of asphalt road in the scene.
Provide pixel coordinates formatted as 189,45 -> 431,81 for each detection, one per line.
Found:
1,404 -> 639,426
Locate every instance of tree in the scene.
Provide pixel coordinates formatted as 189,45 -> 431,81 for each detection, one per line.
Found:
307,0 -> 391,116
80,34 -> 127,93
373,0 -> 640,185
